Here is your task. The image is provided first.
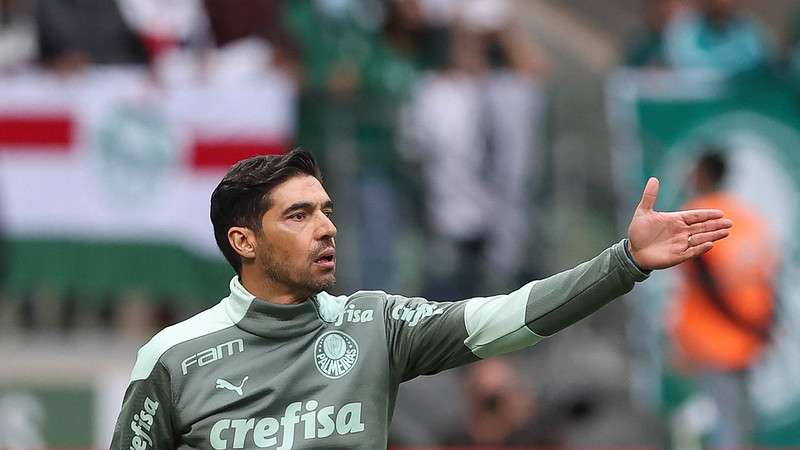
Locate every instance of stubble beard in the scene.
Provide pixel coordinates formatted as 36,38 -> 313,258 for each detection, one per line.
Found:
259,245 -> 335,297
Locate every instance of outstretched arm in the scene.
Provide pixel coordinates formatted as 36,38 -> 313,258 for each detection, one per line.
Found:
385,177 -> 733,379
515,176 -> 731,339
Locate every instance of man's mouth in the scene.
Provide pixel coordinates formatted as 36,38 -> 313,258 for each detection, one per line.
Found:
313,248 -> 336,268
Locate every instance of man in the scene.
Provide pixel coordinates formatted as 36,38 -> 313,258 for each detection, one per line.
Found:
110,149 -> 732,449
669,151 -> 777,448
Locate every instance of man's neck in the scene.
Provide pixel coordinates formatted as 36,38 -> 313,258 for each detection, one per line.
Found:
240,272 -> 310,305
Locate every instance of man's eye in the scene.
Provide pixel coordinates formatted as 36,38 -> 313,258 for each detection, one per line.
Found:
290,212 -> 306,221
323,209 -> 334,217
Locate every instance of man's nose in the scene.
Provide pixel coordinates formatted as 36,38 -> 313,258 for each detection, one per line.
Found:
318,213 -> 337,240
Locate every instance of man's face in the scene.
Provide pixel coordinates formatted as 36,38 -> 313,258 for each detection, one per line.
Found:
255,175 -> 337,296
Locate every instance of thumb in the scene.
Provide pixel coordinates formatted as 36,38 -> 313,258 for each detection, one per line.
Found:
637,177 -> 659,212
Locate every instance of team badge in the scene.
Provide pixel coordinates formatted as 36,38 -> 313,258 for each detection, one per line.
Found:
314,331 -> 359,379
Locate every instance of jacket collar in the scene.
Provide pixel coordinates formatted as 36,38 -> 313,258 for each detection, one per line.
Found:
225,277 -> 324,339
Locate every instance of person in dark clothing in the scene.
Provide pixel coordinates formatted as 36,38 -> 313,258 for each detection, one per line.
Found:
35,0 -> 148,69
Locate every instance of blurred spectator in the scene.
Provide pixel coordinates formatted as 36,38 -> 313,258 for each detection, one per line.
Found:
203,0 -> 299,76
623,0 -> 688,68
114,291 -> 161,340
204,0 -> 282,46
35,0 -> 148,71
0,0 -> 35,66
115,0 -> 208,60
402,0 -> 547,298
401,27 -> 492,299
286,0 -> 387,94
350,0 -> 436,290
287,0 -> 423,290
472,13 -> 548,292
442,358 -> 562,446
663,0 -> 772,74
668,150 -> 779,448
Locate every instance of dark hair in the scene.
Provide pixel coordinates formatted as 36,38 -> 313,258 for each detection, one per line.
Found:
210,149 -> 322,275
697,149 -> 727,187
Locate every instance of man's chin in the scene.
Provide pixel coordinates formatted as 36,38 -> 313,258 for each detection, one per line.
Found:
308,274 -> 336,293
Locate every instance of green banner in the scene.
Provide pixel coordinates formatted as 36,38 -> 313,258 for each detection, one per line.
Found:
609,70 -> 800,446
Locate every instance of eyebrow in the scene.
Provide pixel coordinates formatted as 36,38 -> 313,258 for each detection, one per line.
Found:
282,200 -> 334,215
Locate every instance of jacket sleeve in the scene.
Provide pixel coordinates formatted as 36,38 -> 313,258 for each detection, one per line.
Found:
384,239 -> 650,381
110,361 -> 175,450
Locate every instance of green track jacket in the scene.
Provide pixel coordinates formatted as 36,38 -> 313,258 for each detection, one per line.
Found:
110,240 -> 649,450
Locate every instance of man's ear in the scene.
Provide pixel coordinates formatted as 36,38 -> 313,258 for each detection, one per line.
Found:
228,227 -> 257,260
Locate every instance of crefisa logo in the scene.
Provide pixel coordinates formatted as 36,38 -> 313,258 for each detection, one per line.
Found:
314,331 -> 358,379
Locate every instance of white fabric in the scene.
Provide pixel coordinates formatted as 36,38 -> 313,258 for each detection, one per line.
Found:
316,291 -> 350,323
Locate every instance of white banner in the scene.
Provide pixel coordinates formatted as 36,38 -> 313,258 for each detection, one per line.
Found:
0,67 -> 295,257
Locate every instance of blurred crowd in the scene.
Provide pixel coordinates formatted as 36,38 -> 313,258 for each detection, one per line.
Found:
1,0 -> 800,448
0,1 -> 556,447
623,0 -> 798,76
0,0 -> 550,331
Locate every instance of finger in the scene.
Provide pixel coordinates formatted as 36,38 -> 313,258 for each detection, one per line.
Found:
689,228 -> 730,246
688,218 -> 733,235
637,177 -> 659,212
680,208 -> 724,225
685,242 -> 714,259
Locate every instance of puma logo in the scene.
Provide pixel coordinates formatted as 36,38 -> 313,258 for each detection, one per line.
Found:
215,376 -> 249,396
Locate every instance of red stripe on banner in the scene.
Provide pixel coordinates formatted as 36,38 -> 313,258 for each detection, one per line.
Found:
191,138 -> 289,169
0,115 -> 74,149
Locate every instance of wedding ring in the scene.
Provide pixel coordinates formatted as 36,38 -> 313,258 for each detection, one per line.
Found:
688,234 -> 693,246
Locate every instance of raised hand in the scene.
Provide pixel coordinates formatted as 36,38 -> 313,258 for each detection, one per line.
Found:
627,177 -> 733,270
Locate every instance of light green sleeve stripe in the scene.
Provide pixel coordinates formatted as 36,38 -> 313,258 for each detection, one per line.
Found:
129,277 -> 252,382
462,282 -> 545,358
461,240 -> 649,358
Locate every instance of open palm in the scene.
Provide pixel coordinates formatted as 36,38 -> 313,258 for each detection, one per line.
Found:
627,177 -> 733,270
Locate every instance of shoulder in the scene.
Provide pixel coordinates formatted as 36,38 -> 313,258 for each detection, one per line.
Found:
317,289 -> 452,320
346,290 -> 433,312
129,300 -> 240,382
315,290 -> 390,321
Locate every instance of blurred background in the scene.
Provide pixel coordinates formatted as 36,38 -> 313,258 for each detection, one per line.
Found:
1,0 -> 800,448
